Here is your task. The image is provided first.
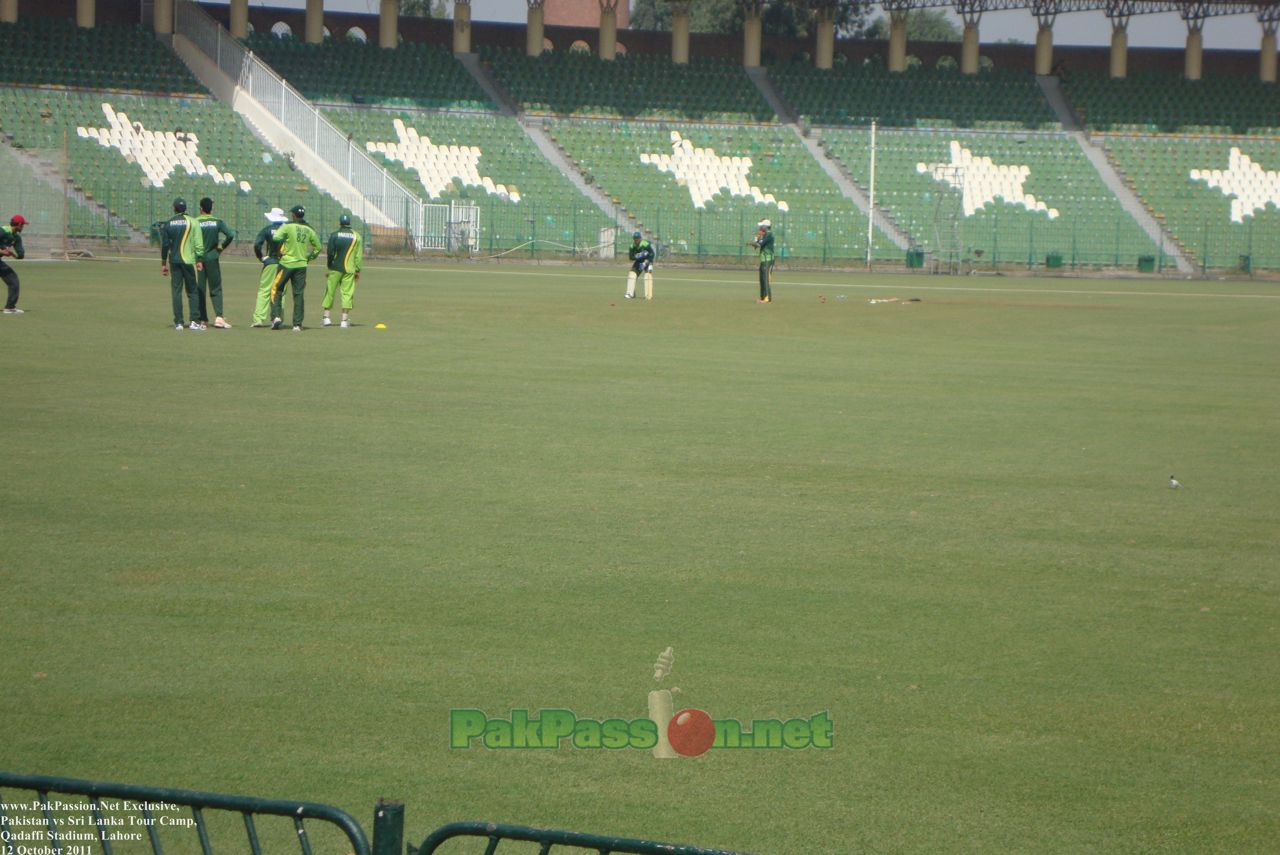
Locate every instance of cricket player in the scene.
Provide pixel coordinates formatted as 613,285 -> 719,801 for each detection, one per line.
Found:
195,197 -> 236,329
251,208 -> 287,327
0,214 -> 27,314
750,218 -> 775,303
269,205 -> 322,331
321,214 -> 362,328
626,231 -> 654,301
159,198 -> 206,330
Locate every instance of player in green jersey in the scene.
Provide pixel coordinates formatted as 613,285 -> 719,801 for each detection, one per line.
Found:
322,214 -> 363,328
159,198 -> 206,330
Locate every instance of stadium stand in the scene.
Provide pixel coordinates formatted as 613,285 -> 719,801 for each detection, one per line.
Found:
0,87 -> 363,243
1102,134 -> 1280,270
1060,71 -> 1280,135
322,106 -> 614,254
481,47 -> 776,122
547,120 -> 885,260
0,138 -> 116,243
243,33 -> 493,110
821,127 -> 1161,267
769,61 -> 1059,130
0,17 -> 200,94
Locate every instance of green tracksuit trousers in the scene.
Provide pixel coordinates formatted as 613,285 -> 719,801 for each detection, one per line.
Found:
270,266 -> 308,327
170,263 -> 200,325
197,252 -> 224,321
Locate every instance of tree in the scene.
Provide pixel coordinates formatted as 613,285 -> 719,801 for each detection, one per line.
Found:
399,0 -> 447,19
631,0 -> 871,39
864,8 -> 961,42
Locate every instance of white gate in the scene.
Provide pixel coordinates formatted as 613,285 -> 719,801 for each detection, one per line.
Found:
416,202 -> 479,253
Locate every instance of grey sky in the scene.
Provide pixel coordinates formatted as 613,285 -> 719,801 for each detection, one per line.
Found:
226,0 -> 1274,51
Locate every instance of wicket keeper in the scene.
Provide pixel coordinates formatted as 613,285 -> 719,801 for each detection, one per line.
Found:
626,231 -> 654,301
322,214 -> 362,328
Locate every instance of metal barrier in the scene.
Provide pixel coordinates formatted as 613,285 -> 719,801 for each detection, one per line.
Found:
412,821 -> 753,855
172,0 -> 426,246
0,774 -> 752,855
0,772 -> 370,855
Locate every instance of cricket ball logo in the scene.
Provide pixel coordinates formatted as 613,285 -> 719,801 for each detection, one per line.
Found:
647,647 -> 715,758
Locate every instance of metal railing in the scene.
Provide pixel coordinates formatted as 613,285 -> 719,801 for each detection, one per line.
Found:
172,0 -> 426,245
412,821 -> 754,855
0,772 -> 370,855
0,774 -> 753,855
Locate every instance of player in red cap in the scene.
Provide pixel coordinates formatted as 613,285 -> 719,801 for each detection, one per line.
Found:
0,214 -> 26,314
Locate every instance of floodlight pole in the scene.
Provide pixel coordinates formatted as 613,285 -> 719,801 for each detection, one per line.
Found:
866,120 -> 877,269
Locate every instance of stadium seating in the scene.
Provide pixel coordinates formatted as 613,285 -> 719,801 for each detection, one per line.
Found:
481,47 -> 775,122
0,138 -> 115,242
820,127 -> 1160,267
1102,134 -> 1280,269
322,106 -> 613,253
547,120 -> 884,260
1060,71 -> 1280,135
0,87 -> 363,243
769,61 -> 1059,130
244,33 -> 492,110
0,17 -> 200,94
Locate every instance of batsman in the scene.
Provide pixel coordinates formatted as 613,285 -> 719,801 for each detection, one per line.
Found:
625,231 -> 654,301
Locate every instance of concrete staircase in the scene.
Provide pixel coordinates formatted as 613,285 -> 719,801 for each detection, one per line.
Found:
168,34 -> 398,227
455,52 -> 640,238
0,135 -> 147,245
454,52 -> 519,118
520,117 -> 642,237
1039,75 -> 1194,274
745,67 -> 912,252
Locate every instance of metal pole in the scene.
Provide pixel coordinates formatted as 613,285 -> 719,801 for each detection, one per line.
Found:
371,802 -> 403,855
866,120 -> 876,268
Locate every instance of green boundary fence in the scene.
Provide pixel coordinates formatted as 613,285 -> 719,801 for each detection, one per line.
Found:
0,772 -> 751,855
412,821 -> 752,855
0,772 -> 370,855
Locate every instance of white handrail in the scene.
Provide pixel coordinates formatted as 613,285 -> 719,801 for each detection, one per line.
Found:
173,0 -> 424,243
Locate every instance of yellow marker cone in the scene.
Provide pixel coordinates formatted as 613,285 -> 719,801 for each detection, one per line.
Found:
374,323 -> 386,329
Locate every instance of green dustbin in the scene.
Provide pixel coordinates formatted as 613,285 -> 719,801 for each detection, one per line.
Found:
1046,252 -> 1063,269
905,249 -> 925,269
1137,255 -> 1156,273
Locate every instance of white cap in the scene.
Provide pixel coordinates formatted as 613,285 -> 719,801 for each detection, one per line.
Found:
264,207 -> 287,223
758,219 -> 771,228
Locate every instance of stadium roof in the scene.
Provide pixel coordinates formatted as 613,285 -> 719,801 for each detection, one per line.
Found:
874,0 -> 1280,18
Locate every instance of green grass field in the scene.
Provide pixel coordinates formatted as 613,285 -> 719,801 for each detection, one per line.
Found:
2,259 -> 1278,854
